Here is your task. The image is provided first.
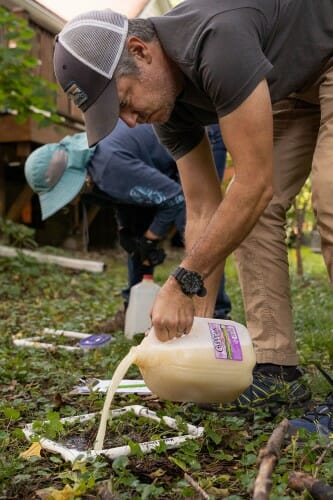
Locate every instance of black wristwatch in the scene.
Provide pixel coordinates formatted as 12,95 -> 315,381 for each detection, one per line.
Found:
171,266 -> 207,297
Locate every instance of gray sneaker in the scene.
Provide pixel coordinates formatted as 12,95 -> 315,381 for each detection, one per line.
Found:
288,394 -> 333,437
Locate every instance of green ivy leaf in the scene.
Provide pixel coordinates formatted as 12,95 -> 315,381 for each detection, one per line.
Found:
3,407 -> 20,420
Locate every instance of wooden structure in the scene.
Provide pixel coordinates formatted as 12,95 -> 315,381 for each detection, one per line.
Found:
0,0 -> 84,222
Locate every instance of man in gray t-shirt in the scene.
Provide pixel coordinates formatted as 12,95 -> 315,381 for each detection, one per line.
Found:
53,1 -> 333,432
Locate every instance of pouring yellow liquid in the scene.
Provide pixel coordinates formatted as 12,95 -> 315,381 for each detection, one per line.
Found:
94,317 -> 256,450
94,347 -> 137,450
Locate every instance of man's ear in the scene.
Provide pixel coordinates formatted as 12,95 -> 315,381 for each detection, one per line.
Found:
126,36 -> 152,64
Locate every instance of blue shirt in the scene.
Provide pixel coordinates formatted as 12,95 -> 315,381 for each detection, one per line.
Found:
88,120 -> 185,237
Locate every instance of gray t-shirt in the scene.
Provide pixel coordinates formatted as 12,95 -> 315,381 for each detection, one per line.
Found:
151,0 -> 333,159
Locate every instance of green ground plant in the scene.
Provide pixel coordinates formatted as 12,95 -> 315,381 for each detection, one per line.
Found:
0,240 -> 332,499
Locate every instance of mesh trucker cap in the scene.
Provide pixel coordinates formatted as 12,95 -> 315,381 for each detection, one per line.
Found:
54,10 -> 128,147
24,134 -> 94,220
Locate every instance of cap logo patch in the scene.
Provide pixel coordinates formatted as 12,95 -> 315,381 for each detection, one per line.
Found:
65,82 -> 88,108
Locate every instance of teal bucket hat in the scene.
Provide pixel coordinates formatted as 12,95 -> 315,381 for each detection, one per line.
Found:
25,133 -> 95,220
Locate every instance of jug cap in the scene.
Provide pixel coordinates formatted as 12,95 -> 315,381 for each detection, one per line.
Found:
143,274 -> 153,280
78,333 -> 112,349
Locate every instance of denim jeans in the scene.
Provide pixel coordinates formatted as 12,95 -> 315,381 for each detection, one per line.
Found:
207,123 -> 227,180
118,205 -> 155,307
207,124 -> 231,318
122,253 -> 154,308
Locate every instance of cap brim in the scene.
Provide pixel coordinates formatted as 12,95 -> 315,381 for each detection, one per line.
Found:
84,78 -> 119,147
39,169 -> 86,220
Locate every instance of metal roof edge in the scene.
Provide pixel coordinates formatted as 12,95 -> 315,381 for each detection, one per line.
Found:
9,0 -> 65,34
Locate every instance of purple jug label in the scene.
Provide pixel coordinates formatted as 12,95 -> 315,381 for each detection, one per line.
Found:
208,323 -> 243,361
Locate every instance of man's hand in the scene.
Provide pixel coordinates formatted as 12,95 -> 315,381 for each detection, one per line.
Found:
139,237 -> 166,266
119,229 -> 166,265
150,276 -> 195,342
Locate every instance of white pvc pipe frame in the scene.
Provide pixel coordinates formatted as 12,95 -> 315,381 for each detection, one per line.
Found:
13,328 -> 96,351
23,405 -> 204,463
0,245 -> 105,273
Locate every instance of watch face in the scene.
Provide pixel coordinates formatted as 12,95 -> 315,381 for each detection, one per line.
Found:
181,272 -> 202,294
172,267 -> 206,297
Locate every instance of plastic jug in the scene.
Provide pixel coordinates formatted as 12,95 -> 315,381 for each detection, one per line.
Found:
124,275 -> 160,339
94,316 -> 256,449
134,316 -> 256,403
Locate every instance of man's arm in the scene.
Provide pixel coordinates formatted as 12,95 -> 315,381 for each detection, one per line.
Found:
151,79 -> 274,341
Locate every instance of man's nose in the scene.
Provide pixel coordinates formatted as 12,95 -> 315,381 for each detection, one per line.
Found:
119,110 -> 138,128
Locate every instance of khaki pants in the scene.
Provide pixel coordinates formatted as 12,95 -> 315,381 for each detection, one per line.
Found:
235,58 -> 333,366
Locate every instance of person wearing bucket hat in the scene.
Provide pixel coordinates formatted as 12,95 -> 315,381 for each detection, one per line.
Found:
52,1 -> 333,428
25,119 -> 232,330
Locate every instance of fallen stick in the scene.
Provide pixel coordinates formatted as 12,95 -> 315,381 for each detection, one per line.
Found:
184,472 -> 210,500
315,442 -> 333,477
288,471 -> 333,499
0,244 -> 105,272
252,418 -> 289,500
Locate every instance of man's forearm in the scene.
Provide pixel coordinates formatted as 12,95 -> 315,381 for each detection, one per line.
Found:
182,190 -> 223,317
181,173 -> 273,280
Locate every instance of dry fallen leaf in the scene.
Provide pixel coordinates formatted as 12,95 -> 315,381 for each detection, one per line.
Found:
36,484 -> 76,500
20,442 -> 43,458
